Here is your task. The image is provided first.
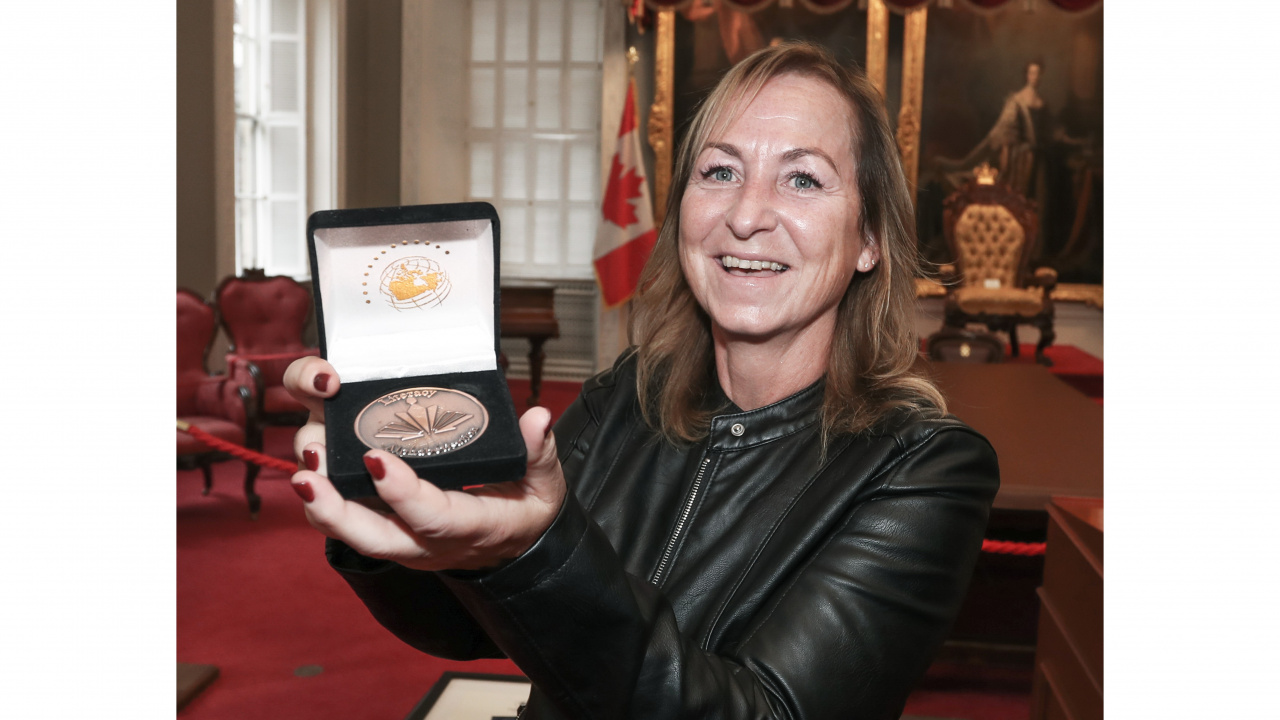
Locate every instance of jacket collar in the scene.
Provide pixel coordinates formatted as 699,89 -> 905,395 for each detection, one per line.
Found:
707,377 -> 824,451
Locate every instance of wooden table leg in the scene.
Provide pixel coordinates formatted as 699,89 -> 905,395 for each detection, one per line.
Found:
527,336 -> 548,407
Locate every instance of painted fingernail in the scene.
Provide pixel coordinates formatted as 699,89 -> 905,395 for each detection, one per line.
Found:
303,449 -> 319,472
364,455 -> 385,480
314,373 -> 331,393
292,480 -> 315,503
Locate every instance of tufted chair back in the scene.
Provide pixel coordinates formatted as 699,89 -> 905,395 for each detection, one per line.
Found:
216,273 -> 313,356
177,289 -> 216,394
952,204 -> 1026,290
177,289 -> 240,422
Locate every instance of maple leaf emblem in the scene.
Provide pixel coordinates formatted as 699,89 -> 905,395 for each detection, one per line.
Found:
602,154 -> 645,229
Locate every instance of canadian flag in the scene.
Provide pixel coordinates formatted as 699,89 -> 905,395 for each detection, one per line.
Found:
593,80 -> 657,309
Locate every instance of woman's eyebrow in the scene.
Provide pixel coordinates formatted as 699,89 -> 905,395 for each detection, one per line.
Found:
703,142 -> 741,159
782,147 -> 840,174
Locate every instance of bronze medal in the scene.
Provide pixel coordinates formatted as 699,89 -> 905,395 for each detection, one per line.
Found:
354,387 -> 489,458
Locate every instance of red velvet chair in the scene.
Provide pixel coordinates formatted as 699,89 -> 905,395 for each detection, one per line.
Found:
215,270 -> 319,438
177,289 -> 263,519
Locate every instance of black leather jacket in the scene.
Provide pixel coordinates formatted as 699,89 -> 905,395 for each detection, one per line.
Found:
328,353 -> 999,719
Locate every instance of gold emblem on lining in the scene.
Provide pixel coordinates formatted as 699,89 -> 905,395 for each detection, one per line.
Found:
377,256 -> 452,310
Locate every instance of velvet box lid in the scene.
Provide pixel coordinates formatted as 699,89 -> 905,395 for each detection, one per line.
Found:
307,202 -> 525,501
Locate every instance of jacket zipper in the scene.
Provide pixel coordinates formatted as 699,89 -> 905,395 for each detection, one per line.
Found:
651,455 -> 712,586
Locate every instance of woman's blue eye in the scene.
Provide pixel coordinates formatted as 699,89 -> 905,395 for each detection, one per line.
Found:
713,168 -> 733,182
792,173 -> 817,190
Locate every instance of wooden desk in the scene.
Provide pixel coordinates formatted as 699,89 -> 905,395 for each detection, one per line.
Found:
919,361 -> 1102,653
921,362 -> 1103,511
1030,497 -> 1103,720
499,285 -> 560,407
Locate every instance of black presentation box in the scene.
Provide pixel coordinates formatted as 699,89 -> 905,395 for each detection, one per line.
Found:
307,202 -> 525,501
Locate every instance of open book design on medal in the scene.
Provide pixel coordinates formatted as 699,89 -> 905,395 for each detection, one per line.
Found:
354,388 -> 489,458
376,396 -> 472,441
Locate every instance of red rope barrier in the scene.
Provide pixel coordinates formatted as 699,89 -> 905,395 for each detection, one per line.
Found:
178,420 -> 1051,556
981,539 -> 1046,556
178,420 -> 297,474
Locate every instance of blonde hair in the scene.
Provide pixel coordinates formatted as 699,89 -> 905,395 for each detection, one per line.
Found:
629,41 -> 945,444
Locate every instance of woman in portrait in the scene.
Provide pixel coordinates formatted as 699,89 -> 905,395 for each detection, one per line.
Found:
938,59 -> 1049,197
285,41 -> 998,720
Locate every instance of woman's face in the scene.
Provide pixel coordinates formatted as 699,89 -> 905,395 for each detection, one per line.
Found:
1026,63 -> 1042,88
679,74 -> 876,346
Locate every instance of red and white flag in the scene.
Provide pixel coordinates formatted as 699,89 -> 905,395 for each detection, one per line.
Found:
593,80 -> 657,309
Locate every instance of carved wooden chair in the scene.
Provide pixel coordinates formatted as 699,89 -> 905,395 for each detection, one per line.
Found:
940,166 -> 1057,365
177,289 -> 262,519
216,270 -> 319,440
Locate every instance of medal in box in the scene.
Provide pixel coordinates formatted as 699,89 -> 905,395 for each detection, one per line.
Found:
307,202 -> 526,500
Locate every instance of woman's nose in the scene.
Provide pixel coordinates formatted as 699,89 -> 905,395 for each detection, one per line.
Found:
724,176 -> 778,240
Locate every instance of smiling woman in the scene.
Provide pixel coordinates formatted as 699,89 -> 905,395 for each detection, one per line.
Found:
633,41 -> 943,443
284,41 -> 999,720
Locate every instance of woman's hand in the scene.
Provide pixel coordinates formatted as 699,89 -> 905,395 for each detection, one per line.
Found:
282,355 -> 341,470
283,356 -> 568,571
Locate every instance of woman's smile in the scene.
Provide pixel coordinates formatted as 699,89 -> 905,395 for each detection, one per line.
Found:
719,254 -> 789,274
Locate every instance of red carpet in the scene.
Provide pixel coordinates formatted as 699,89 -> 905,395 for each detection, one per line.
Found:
178,378 -> 1031,719
1006,343 -> 1103,400
926,341 -> 1104,402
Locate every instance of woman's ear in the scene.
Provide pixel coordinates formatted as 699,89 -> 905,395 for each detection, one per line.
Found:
857,235 -> 881,272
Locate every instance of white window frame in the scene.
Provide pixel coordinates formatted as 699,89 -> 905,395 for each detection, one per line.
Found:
467,0 -> 605,282
234,0 -> 309,279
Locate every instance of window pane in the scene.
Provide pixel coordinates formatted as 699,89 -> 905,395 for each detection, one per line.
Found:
236,199 -> 257,269
471,0 -> 497,62
534,205 -> 561,264
234,36 -> 249,112
502,68 -> 528,128
235,39 -> 256,113
270,125 -> 300,193
235,118 -> 256,195
569,0 -> 599,62
271,0 -> 299,33
503,0 -> 529,62
567,206 -> 595,265
535,68 -> 561,129
271,200 -> 301,267
568,68 -> 597,131
270,40 -> 299,112
567,142 -> 595,202
534,142 -> 561,200
502,203 -> 527,263
471,67 -> 495,128
536,0 -> 563,62
470,141 -> 494,198
502,141 -> 527,199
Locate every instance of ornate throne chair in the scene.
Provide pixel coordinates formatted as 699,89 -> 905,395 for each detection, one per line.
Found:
215,270 -> 319,438
940,165 -> 1058,366
177,289 -> 262,519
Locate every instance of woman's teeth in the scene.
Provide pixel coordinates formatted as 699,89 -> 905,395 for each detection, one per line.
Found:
721,255 -> 788,272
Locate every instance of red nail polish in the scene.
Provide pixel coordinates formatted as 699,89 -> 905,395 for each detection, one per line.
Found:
544,418 -> 554,440
292,480 -> 315,503
314,373 -> 331,393
303,449 -> 319,472
364,455 -> 385,480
